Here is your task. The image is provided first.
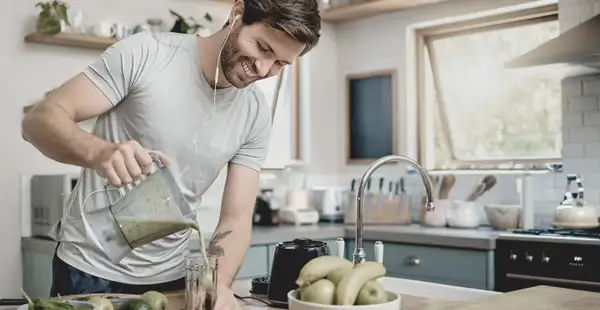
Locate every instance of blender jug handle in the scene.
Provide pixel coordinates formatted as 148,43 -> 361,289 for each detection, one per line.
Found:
149,151 -> 166,169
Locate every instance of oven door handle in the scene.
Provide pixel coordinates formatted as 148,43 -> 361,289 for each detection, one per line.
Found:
506,273 -> 600,287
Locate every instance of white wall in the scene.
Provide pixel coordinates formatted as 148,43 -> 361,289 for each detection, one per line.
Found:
2,0 -> 233,297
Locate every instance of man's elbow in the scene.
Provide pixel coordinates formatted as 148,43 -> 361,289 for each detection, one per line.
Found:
21,110 -> 36,143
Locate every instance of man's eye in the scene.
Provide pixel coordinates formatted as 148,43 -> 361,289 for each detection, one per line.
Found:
258,44 -> 269,52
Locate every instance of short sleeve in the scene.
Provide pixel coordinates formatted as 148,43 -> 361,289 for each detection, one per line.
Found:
83,32 -> 158,106
230,89 -> 273,172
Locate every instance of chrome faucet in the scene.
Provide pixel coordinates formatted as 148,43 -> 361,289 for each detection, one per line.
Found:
352,155 -> 436,265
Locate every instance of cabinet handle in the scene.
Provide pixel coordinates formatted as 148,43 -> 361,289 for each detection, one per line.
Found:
405,256 -> 420,265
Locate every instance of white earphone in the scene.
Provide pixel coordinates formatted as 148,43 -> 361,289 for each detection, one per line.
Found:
179,13 -> 242,175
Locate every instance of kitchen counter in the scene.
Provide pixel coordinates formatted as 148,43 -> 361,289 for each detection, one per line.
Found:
21,223 -> 499,253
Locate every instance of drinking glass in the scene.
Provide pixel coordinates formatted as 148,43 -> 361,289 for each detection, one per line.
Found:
185,253 -> 218,310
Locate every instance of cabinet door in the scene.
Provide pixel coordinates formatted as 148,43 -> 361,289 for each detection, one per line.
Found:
236,246 -> 269,280
23,251 -> 53,298
345,239 -> 490,289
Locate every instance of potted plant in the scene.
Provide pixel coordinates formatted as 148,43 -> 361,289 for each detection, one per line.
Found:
35,1 -> 70,35
169,9 -> 214,36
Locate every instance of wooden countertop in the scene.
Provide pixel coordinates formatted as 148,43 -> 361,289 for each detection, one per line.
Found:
7,281 -> 600,310
161,280 -> 459,310
224,282 -> 600,310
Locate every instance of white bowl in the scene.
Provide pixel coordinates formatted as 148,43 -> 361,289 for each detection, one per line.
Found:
287,289 -> 402,310
484,204 -> 521,230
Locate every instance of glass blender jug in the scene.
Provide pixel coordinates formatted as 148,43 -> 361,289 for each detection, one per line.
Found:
86,153 -> 197,263
277,160 -> 308,211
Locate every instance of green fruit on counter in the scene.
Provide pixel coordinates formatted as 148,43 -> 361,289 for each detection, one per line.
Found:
300,279 -> 336,305
140,291 -> 168,310
326,267 -> 352,286
117,299 -> 152,310
296,256 -> 353,287
335,261 -> 387,305
355,280 -> 388,305
87,296 -> 114,310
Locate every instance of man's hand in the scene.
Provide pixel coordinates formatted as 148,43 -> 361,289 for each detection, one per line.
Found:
91,140 -> 171,186
214,283 -> 242,310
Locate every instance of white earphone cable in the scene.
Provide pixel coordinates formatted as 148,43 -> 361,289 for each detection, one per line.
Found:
180,15 -> 239,175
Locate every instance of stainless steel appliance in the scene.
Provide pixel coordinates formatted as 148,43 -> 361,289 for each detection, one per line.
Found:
309,186 -> 344,223
495,228 -> 600,293
30,174 -> 79,237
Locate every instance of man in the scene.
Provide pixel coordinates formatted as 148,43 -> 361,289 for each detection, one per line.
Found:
21,0 -> 320,308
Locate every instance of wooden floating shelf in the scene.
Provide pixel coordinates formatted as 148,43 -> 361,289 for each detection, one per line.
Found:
321,0 -> 450,24
24,32 -> 118,50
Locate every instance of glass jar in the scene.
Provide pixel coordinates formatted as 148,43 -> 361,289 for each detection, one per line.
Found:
185,253 -> 218,310
280,160 -> 308,191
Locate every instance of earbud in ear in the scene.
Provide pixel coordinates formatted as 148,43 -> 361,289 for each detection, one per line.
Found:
230,14 -> 241,29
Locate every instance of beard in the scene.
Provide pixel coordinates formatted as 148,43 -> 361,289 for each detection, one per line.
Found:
219,27 -> 253,89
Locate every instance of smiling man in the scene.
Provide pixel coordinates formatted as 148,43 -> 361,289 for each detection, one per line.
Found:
20,0 -> 320,309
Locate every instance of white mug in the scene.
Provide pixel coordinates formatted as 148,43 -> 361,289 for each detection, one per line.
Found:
91,22 -> 116,37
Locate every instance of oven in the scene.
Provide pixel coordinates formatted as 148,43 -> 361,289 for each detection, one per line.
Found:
494,234 -> 600,293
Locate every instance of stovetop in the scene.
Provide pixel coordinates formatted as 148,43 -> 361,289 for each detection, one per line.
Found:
498,227 -> 600,245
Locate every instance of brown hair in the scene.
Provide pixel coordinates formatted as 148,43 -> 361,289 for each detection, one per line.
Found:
224,0 -> 321,55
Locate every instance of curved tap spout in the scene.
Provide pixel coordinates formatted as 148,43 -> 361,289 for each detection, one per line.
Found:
353,155 -> 435,265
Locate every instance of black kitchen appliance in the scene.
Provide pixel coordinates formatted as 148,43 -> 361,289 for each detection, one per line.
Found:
266,238 -> 331,307
495,227 -> 600,293
253,189 -> 279,226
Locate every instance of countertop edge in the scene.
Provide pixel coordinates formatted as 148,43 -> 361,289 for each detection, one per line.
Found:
22,224 -> 498,254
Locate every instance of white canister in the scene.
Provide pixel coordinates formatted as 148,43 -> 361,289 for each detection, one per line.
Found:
448,200 -> 481,228
423,199 -> 449,227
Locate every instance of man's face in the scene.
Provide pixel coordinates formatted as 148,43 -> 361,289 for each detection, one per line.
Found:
220,22 -> 306,89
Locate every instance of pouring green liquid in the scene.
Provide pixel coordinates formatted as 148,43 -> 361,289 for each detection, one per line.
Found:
116,217 -> 214,307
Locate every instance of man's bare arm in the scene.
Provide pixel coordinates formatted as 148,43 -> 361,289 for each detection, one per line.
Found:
208,163 -> 260,287
21,73 -> 115,168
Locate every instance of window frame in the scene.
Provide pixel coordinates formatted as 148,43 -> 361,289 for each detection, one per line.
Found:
415,3 -> 561,172
261,59 -> 301,171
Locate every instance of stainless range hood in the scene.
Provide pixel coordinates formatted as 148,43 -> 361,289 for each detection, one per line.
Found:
505,13 -> 600,77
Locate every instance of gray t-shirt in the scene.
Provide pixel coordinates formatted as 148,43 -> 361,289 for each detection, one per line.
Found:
52,32 -> 272,284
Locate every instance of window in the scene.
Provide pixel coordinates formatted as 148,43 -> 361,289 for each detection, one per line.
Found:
255,62 -> 300,169
417,5 -> 562,171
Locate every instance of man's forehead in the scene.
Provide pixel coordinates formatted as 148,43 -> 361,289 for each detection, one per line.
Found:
254,23 -> 305,64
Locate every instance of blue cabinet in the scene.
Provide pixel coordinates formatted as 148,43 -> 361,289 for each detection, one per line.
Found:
344,238 -> 493,290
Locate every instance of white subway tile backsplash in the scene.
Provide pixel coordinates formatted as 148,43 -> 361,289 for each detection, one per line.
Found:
568,96 -> 599,112
562,112 -> 583,127
562,78 -> 583,97
583,111 -> 600,126
581,173 -> 600,189
585,142 -> 600,156
541,188 -> 566,203
562,142 -> 584,157
583,79 -> 600,95
563,157 -> 600,173
568,126 -> 600,142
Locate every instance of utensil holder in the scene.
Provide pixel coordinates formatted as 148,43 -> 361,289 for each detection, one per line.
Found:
344,192 -> 412,225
